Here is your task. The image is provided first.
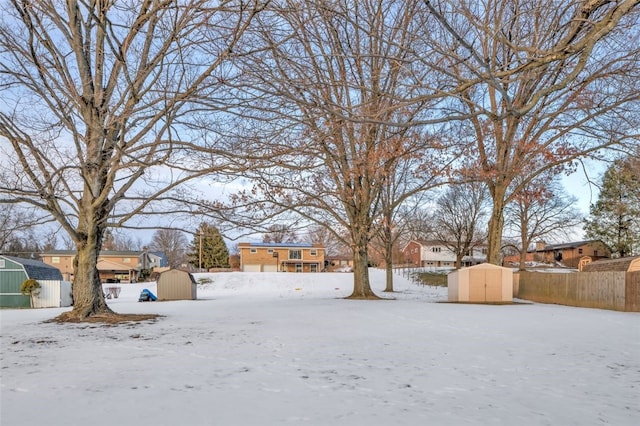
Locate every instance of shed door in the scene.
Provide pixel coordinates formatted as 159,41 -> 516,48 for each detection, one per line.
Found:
468,268 -> 503,302
484,269 -> 502,302
468,269 -> 486,302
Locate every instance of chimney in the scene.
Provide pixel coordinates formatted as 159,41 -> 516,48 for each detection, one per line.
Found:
535,241 -> 546,251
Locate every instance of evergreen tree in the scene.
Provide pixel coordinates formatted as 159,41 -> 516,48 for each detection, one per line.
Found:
188,223 -> 229,270
584,156 -> 640,257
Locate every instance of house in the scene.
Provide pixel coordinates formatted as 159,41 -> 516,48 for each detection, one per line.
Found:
401,240 -> 487,269
40,250 -> 149,283
581,255 -> 640,272
507,240 -> 612,269
238,242 -> 325,272
325,256 -> 354,272
0,255 -> 72,308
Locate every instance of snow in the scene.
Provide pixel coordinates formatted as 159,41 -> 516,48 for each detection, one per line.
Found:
1,269 -> 639,425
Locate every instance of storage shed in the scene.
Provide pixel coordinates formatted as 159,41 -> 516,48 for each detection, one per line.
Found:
0,255 -> 72,308
581,256 -> 640,272
448,263 -> 513,303
157,269 -> 197,301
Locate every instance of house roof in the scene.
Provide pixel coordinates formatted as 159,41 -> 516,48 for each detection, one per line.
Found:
531,240 -> 605,252
41,250 -> 142,256
1,255 -> 63,281
96,259 -> 137,272
239,242 -> 320,249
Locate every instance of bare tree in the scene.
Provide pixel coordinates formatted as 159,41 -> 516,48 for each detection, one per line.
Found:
148,229 -> 188,269
262,224 -> 298,244
422,0 -> 640,264
431,182 -> 489,269
505,174 -> 583,270
225,0 -> 450,298
0,0 -> 265,320
0,204 -> 55,252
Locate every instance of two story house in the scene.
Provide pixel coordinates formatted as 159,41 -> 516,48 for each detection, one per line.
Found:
401,240 -> 487,269
238,242 -> 325,272
40,250 -> 153,283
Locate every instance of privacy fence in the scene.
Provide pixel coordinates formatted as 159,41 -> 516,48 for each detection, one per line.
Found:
515,271 -> 640,312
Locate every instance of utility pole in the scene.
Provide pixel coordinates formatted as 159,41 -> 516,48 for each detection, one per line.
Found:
199,230 -> 203,272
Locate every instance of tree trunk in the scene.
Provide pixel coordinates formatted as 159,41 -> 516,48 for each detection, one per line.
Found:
455,254 -> 463,269
384,254 -> 394,292
57,226 -> 114,321
486,189 -> 507,265
383,227 -> 394,292
347,240 -> 378,299
518,248 -> 527,271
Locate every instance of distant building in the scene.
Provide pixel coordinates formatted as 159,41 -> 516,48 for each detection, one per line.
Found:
40,250 -> 153,283
238,242 -> 325,272
401,240 -> 487,268
502,240 -> 611,269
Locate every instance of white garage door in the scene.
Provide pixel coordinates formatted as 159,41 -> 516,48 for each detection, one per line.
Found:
243,264 -> 261,272
262,264 -> 277,272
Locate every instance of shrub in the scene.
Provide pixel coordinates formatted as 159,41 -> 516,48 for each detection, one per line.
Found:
20,278 -> 41,308
20,278 -> 41,295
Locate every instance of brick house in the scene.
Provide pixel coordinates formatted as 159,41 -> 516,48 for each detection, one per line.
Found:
503,240 -> 611,269
238,242 -> 325,272
40,250 -> 147,283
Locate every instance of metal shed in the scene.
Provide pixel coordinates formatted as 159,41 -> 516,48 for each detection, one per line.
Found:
0,255 -> 71,308
157,269 -> 197,301
448,263 -> 513,303
581,256 -> 640,272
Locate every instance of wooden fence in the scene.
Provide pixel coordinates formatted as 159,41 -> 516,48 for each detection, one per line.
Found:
515,271 -> 640,312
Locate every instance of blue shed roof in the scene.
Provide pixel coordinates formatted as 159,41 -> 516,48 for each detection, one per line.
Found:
1,255 -> 63,281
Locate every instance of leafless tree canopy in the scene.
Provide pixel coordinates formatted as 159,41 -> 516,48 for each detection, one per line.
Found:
421,0 -> 640,263
0,0 -> 265,319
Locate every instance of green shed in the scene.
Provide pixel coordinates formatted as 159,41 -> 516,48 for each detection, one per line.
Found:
0,255 -> 64,308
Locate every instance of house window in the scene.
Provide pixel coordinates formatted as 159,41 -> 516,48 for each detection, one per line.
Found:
289,250 -> 302,260
432,247 -> 441,253
482,248 -> 488,255
311,264 -> 318,272
578,248 -> 583,255
594,250 -> 598,256
310,249 -> 317,256
123,257 -> 131,263
267,249 -> 273,254
250,248 -> 257,254
0,259 -> 4,268
296,263 -> 302,272
52,256 -> 60,264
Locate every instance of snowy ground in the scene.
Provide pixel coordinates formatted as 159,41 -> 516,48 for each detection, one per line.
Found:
1,269 -> 639,426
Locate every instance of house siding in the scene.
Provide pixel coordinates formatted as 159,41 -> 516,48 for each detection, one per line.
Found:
238,243 -> 325,272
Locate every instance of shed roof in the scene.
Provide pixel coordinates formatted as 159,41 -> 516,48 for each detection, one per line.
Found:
1,255 -> 63,280
158,269 -> 197,284
582,256 -> 640,272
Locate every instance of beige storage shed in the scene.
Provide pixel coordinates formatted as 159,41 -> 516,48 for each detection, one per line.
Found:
448,263 -> 513,303
157,269 -> 197,301
581,256 -> 640,272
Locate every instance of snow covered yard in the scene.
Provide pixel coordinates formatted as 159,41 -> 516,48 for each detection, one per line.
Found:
1,269 -> 638,426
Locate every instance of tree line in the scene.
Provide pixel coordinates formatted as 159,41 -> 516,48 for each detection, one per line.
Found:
1,0 -> 638,320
